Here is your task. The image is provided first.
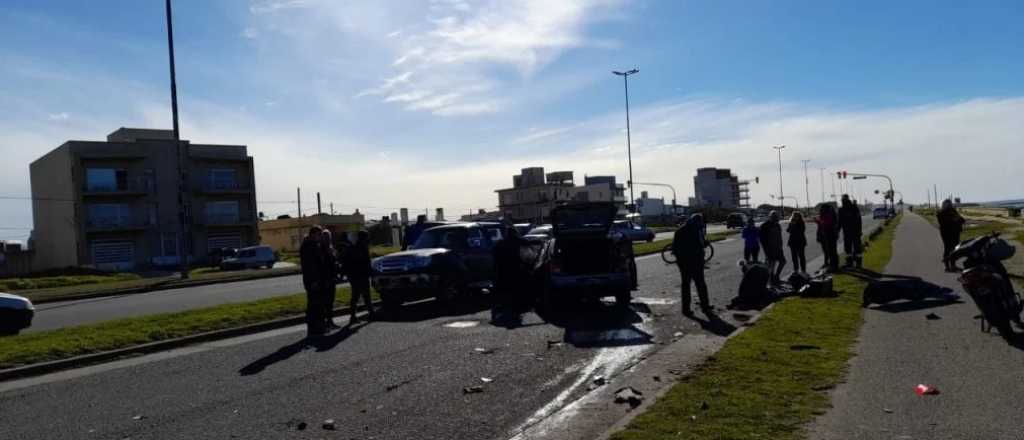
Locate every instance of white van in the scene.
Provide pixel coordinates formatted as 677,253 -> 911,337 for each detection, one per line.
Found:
219,245 -> 277,270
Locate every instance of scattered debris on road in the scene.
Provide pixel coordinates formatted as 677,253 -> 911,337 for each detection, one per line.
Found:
883,408 -> 894,414
131,415 -> 147,421
444,320 -> 479,328
790,344 -> 822,351
926,313 -> 941,320
474,347 -> 496,355
463,385 -> 485,394
593,376 -> 607,386
915,384 -> 940,396
286,419 -> 307,431
322,419 -> 337,430
614,386 -> 644,408
547,340 -> 564,349
653,375 -> 662,382
481,377 -> 494,383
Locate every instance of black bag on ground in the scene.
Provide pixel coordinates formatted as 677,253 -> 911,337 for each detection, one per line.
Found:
799,275 -> 835,297
788,272 -> 811,291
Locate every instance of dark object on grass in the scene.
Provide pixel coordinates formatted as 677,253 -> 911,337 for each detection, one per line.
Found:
790,344 -> 822,351
788,271 -> 811,291
861,279 -> 957,308
799,275 -> 835,298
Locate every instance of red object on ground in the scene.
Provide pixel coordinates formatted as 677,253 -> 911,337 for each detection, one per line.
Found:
915,384 -> 940,395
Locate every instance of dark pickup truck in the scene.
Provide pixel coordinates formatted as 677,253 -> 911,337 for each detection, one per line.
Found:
539,202 -> 638,309
371,222 -> 503,308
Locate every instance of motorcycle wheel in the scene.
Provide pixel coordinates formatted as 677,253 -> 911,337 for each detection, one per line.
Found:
704,243 -> 715,264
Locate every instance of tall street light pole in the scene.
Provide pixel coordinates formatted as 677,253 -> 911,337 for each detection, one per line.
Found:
613,68 -> 639,213
772,145 -> 786,210
165,0 -> 190,279
801,159 -> 811,210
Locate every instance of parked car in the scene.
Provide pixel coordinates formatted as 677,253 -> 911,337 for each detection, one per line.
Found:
872,207 -> 890,219
0,292 -> 34,335
726,213 -> 746,229
524,225 -> 553,240
372,222 -> 503,308
220,245 -> 277,270
513,223 -> 534,237
539,202 -> 638,309
612,220 -> 656,242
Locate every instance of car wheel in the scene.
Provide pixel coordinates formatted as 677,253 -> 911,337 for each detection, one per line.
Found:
380,291 -> 402,310
615,290 -> 632,308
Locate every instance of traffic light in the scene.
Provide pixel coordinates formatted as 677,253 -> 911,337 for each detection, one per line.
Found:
755,176 -> 759,184
842,171 -> 848,179
837,171 -> 843,179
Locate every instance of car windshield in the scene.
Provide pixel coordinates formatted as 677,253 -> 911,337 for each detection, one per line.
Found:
412,228 -> 469,250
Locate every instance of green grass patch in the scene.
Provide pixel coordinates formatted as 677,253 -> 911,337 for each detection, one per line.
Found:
0,286 -> 375,370
0,273 -> 141,291
612,215 -> 902,440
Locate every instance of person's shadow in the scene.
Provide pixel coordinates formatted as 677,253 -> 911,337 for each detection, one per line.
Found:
237,321 -> 368,376
686,310 -> 738,337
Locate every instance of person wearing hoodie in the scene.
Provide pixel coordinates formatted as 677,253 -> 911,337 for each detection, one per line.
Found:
741,216 -> 761,263
838,195 -> 864,268
672,214 -> 710,315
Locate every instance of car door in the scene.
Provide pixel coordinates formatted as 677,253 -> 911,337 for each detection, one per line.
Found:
463,227 -> 494,282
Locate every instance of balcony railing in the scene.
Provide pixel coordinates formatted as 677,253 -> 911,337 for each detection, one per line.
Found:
85,217 -> 154,231
202,214 -> 255,226
196,181 -> 252,193
83,178 -> 154,195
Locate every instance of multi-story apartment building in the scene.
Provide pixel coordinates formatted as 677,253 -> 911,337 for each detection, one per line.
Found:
688,167 -> 751,210
29,128 -> 258,271
495,167 -> 627,223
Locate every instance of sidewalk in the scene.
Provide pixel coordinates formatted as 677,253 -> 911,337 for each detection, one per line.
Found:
808,212 -> 1024,439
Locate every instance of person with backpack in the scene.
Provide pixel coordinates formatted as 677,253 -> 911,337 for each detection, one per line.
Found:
741,216 -> 761,263
787,211 -> 807,273
759,211 -> 786,284
673,214 -> 710,315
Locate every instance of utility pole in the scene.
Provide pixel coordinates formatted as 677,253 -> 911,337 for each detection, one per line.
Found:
802,159 -> 811,210
296,187 -> 301,217
166,0 -> 190,279
330,203 -> 335,215
613,68 -> 639,212
772,145 -> 786,210
819,168 -> 826,205
934,184 -> 938,207
831,172 -> 837,202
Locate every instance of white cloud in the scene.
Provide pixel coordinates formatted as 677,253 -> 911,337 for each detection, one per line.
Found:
241,27 -> 259,39
250,0 -> 311,14
47,112 -> 70,121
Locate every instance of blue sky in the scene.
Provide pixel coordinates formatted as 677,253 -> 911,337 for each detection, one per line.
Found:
1,0 -> 1023,240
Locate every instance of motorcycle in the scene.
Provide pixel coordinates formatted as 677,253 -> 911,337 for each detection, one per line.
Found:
947,232 -> 1023,341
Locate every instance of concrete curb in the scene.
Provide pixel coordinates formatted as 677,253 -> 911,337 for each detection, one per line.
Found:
27,267 -> 301,305
0,301 -> 376,382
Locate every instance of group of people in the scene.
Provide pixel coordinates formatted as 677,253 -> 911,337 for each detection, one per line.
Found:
673,195 -> 867,316
300,226 -> 374,337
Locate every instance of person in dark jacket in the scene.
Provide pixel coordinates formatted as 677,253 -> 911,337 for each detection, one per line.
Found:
760,211 -> 786,284
816,203 -> 840,272
491,225 -> 527,326
838,195 -> 864,268
787,211 -> 807,273
319,230 -> 340,329
403,215 -> 428,250
741,217 -> 760,263
300,226 -> 326,336
344,230 -> 374,323
673,214 -> 710,315
937,199 -> 966,271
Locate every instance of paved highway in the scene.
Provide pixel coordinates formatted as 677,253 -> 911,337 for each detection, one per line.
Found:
1,216 -> 877,440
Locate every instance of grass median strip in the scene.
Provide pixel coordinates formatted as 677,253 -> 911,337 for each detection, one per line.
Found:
0,286 -> 372,370
611,215 -> 902,440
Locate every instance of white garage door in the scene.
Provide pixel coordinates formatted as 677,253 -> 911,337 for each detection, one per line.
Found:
91,240 -> 134,271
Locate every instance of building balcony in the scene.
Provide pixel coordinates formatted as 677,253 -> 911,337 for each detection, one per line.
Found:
82,179 -> 154,197
199,214 -> 256,227
85,217 -> 154,232
195,181 -> 253,194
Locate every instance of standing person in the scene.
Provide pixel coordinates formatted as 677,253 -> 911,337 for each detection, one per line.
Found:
318,230 -> 340,330
300,226 -> 326,337
937,199 -> 966,272
344,230 -> 375,323
741,216 -> 761,263
403,215 -> 428,250
816,204 -> 840,272
491,224 -> 526,325
787,211 -> 808,273
672,214 -> 710,315
759,211 -> 787,284
838,195 -> 864,268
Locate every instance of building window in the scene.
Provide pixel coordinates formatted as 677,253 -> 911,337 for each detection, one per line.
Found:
85,168 -> 127,191
87,203 -> 131,227
162,232 -> 178,257
206,201 -> 240,224
208,169 -> 238,190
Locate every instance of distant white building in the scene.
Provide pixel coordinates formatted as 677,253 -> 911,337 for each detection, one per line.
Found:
689,167 -> 750,210
636,191 -> 671,217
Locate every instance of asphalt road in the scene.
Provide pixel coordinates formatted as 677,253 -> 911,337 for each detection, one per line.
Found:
809,213 -> 1024,440
1,216 -> 878,440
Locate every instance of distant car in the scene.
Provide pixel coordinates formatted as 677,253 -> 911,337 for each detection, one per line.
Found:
220,245 -> 277,270
872,207 -> 890,219
524,225 -> 553,240
726,213 -> 746,229
0,292 -> 34,335
612,220 -> 656,242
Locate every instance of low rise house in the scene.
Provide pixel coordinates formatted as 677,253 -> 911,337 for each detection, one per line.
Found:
259,213 -> 365,252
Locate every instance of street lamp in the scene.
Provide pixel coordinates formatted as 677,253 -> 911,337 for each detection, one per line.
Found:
613,68 -> 639,212
801,159 -> 811,210
772,145 -> 786,210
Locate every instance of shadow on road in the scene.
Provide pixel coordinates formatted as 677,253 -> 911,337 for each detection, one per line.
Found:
237,321 -> 368,376
686,310 -> 738,337
871,298 -> 964,313
535,299 -> 654,348
376,296 -> 493,323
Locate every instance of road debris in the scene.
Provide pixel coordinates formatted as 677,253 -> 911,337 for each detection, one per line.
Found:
474,347 -> 495,355
915,384 -> 940,396
673,331 -> 684,339
131,415 -> 146,421
699,401 -> 710,411
614,386 -> 644,408
480,377 -> 494,383
883,408 -> 894,414
593,376 -> 607,386
286,419 -> 307,431
653,375 -> 662,382
547,340 -> 564,349
926,313 -> 941,320
463,385 -> 485,394
322,419 -> 337,431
